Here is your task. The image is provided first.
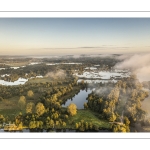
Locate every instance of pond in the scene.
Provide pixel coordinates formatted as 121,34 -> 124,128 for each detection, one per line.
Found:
62,89 -> 93,109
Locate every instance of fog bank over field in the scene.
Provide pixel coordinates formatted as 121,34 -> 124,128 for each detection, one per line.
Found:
115,53 -> 150,82
45,69 -> 66,79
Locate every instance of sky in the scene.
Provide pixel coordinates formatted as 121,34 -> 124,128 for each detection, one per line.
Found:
0,18 -> 150,55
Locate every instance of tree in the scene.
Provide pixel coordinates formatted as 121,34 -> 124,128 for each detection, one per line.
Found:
49,119 -> 54,128
111,123 -> 127,132
18,96 -> 26,110
108,112 -> 117,122
18,122 -> 23,130
84,102 -> 88,109
62,121 -> 66,127
52,112 -> 59,120
27,90 -> 34,99
124,116 -> 130,126
67,103 -> 77,116
29,121 -> 37,129
75,123 -> 79,129
65,115 -> 68,120
85,122 -> 89,130
55,121 -> 60,128
35,102 -> 45,116
0,114 -> 5,124
26,102 -> 35,114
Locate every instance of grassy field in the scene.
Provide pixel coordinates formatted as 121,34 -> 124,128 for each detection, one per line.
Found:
27,76 -> 71,83
27,77 -> 53,83
0,95 -> 37,121
65,109 -> 111,130
0,96 -> 24,121
0,106 -> 25,123
6,62 -> 29,67
0,96 -> 18,110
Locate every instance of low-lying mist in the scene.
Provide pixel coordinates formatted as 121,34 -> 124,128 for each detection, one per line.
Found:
115,53 -> 150,82
45,69 -> 66,79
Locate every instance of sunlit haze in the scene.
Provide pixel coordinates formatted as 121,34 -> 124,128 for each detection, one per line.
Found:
0,18 -> 150,55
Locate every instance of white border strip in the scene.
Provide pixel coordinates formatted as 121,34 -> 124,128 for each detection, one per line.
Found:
0,12 -> 150,18
0,133 -> 150,139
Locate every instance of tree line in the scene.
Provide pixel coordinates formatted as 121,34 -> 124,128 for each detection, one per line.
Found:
86,75 -> 149,132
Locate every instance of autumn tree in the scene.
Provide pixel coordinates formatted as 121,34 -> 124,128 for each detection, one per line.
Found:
75,123 -> 79,129
62,121 -> 66,128
18,96 -> 26,110
27,90 -> 34,99
65,115 -> 68,120
52,112 -> 59,120
26,102 -> 35,114
29,121 -> 37,129
111,123 -> 127,132
0,114 -> 5,124
35,102 -> 45,116
67,103 -> 77,116
124,116 -> 130,132
108,112 -> 116,122
18,122 -> 23,130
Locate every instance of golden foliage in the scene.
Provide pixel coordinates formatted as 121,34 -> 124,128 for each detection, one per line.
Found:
67,103 -> 77,116
35,102 -> 45,116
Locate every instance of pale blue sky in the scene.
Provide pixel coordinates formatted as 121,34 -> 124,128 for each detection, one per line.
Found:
0,18 -> 150,55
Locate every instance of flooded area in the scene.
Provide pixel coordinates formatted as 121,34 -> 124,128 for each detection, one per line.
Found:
0,75 -> 44,86
0,78 -> 28,86
46,62 -> 82,65
10,67 -> 20,69
0,68 -> 6,70
74,69 -> 130,80
77,79 -> 118,84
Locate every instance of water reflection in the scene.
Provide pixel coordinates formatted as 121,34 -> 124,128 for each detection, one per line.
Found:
62,89 -> 93,109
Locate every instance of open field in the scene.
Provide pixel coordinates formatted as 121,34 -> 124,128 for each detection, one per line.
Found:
27,77 -> 72,84
6,62 -> 29,67
65,109 -> 111,130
